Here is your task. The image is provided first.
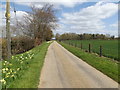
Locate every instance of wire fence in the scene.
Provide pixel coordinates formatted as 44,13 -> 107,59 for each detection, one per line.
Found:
61,40 -> 118,61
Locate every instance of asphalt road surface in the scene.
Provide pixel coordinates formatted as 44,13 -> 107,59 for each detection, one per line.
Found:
38,41 -> 118,88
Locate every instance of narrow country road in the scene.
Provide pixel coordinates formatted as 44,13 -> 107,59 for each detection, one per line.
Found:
38,41 -> 118,88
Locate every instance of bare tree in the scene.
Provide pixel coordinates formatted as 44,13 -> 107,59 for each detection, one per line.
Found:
17,4 -> 58,45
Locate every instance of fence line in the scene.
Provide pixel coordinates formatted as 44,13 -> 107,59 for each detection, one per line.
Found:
62,41 -> 104,58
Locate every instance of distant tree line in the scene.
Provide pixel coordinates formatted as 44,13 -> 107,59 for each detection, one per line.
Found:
55,33 -> 117,41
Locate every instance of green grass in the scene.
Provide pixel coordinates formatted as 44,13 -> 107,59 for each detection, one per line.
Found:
2,42 -> 51,88
59,42 -> 119,83
63,40 -> 119,60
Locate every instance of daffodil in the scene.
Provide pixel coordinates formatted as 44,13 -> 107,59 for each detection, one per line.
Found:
11,75 -> 14,77
2,68 -> 5,71
5,75 -> 9,78
9,64 -> 12,66
5,68 -> 8,71
17,68 -> 20,71
2,69 -> 6,73
25,57 -> 28,59
0,79 -> 6,85
21,61 -> 23,64
29,57 -> 31,59
10,69 -> 12,72
4,61 -> 7,63
12,56 -> 14,59
7,72 -> 10,75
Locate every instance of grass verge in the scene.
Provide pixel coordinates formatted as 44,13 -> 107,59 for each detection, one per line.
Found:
59,42 -> 119,83
2,42 -> 51,88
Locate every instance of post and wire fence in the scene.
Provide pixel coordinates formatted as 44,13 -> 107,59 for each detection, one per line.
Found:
62,40 -> 103,57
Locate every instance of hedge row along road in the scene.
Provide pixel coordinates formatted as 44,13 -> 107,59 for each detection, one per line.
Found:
38,41 -> 118,88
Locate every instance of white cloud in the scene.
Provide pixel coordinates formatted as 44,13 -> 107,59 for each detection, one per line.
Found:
56,2 -> 118,36
1,0 -> 119,8
0,3 -> 6,10
2,0 -> 119,2
1,0 -> 119,9
0,4 -> 2,37
1,10 -> 27,26
11,11 -> 27,20
1,0 -> 89,8
110,23 -> 118,28
0,10 -> 27,37
10,11 -> 28,26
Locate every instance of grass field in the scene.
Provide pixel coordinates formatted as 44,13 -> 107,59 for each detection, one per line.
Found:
63,40 -> 119,60
59,42 -> 119,83
1,42 -> 51,88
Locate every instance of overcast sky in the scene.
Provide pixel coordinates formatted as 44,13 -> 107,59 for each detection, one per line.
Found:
0,0 -> 119,37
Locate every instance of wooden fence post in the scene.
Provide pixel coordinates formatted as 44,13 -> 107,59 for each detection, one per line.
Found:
81,43 -> 82,49
75,43 -> 76,47
89,44 -> 91,53
100,45 -> 102,57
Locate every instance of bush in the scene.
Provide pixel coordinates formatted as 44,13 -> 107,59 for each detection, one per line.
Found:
11,36 -> 35,54
1,39 -> 7,59
1,36 -> 35,59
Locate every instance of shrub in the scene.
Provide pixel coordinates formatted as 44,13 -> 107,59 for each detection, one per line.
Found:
1,39 -> 7,59
1,36 -> 35,59
11,36 -> 35,54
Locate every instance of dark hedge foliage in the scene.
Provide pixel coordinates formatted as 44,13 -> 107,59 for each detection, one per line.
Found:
1,36 -> 35,59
